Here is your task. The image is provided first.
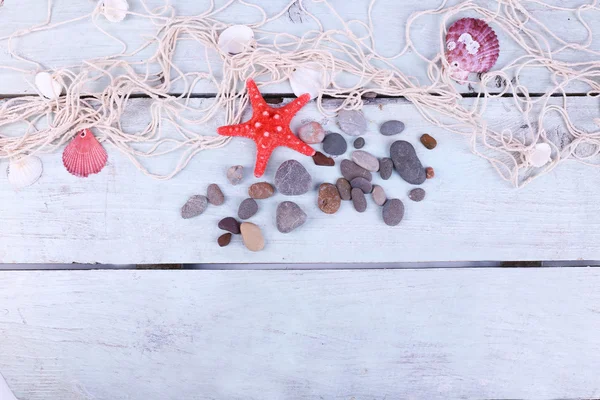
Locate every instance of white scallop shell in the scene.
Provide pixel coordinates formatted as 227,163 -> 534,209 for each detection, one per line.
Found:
103,0 -> 129,22
35,72 -> 62,99
7,155 -> 43,189
289,64 -> 327,100
218,25 -> 254,55
0,372 -> 18,400
528,143 -> 552,168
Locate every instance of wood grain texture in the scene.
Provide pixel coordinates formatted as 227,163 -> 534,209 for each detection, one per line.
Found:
0,96 -> 598,264
1,268 -> 600,399
0,0 -> 596,94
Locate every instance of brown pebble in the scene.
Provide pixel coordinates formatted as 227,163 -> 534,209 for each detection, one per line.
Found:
351,188 -> 367,212
312,151 -> 335,167
426,167 -> 435,179
371,185 -> 387,206
207,184 -> 225,205
420,134 -> 437,150
218,217 -> 241,234
248,182 -> 275,199
218,233 -> 232,247
409,188 -> 426,202
336,178 -> 352,201
317,183 -> 342,214
240,222 -> 265,252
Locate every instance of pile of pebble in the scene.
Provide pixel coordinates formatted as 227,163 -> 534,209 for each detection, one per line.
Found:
180,108 -> 437,252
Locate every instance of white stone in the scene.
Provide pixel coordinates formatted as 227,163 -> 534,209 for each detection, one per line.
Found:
218,25 -> 254,55
528,143 -> 552,168
102,0 -> 129,22
34,72 -> 62,99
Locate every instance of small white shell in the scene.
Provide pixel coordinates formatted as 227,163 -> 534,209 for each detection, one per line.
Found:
289,64 -> 326,100
35,72 -> 62,99
103,0 -> 129,22
218,25 -> 254,55
528,143 -> 552,168
7,155 -> 43,189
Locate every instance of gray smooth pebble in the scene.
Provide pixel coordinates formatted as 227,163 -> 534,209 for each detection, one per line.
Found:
276,201 -> 307,233
322,132 -> 347,156
390,140 -> 426,184
372,185 -> 387,206
409,188 -> 426,202
351,150 -> 379,172
238,198 -> 258,220
379,158 -> 393,180
382,198 -> 405,226
340,159 -> 372,182
351,188 -> 367,212
380,120 -> 405,136
350,177 -> 373,194
206,184 -> 225,206
337,109 -> 367,136
227,165 -> 244,185
274,160 -> 312,196
336,178 -> 352,201
353,137 -> 365,149
181,195 -> 208,219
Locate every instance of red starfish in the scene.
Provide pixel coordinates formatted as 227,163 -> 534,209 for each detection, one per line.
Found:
217,79 -> 316,177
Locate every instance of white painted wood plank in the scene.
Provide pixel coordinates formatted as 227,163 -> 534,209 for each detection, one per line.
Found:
0,0 -> 596,94
0,96 -> 598,264
1,268 -> 600,399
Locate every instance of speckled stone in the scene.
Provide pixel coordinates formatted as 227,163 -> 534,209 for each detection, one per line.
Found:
274,160 -> 312,196
238,198 -> 258,220
351,188 -> 367,212
336,178 -> 352,201
218,217 -> 241,234
338,109 -> 367,136
312,151 -> 335,167
322,132 -> 347,156
248,182 -> 275,199
340,159 -> 372,182
426,167 -> 435,179
379,158 -> 393,180
240,222 -> 265,252
382,198 -> 404,226
409,188 -> 426,202
353,137 -> 365,149
351,150 -> 379,172
317,183 -> 342,214
390,140 -> 426,185
350,177 -> 373,194
207,184 -> 225,205
181,195 -> 208,219
298,121 -> 326,144
420,134 -> 437,149
371,185 -> 386,206
227,165 -> 244,185
380,120 -> 405,136
276,201 -> 307,233
218,233 -> 232,247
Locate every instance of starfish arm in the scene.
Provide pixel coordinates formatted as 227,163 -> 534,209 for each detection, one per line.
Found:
253,144 -> 276,177
217,122 -> 255,139
279,93 -> 311,117
283,132 -> 316,157
246,79 -> 269,111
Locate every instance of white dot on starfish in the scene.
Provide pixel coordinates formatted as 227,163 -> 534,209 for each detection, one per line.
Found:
264,132 -> 270,137
276,126 -> 282,131
262,144 -> 268,149
287,135 -> 291,139
254,95 -> 259,99
274,114 -> 280,119
262,111 -> 269,116
235,127 -> 239,131
255,122 -> 261,128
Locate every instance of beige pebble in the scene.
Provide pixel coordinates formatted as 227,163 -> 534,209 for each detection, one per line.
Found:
240,222 -> 265,252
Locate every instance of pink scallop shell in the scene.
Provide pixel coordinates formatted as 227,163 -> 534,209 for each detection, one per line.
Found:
445,18 -> 499,82
62,129 -> 108,177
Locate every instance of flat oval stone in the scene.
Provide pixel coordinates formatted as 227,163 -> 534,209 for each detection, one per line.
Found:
322,132 -> 347,156
338,109 -> 367,136
298,121 -> 325,144
350,177 -> 372,194
372,185 -> 386,206
336,178 -> 352,201
240,222 -> 265,252
312,151 -> 335,167
207,184 -> 225,205
248,182 -> 275,199
420,134 -> 437,149
351,150 -> 379,172
276,201 -> 307,233
390,141 -> 426,184
218,217 -> 241,234
380,120 -> 405,136
379,158 -> 393,180
340,159 -> 372,182
353,137 -> 365,149
409,188 -> 426,202
274,160 -> 312,196
181,195 -> 208,219
238,198 -> 258,220
351,188 -> 367,212
426,166 -> 435,179
382,198 -> 405,226
227,165 -> 244,185
218,233 -> 232,247
317,183 -> 341,214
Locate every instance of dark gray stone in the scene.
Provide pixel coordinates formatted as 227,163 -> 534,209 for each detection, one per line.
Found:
353,137 -> 365,149
351,188 -> 367,212
322,132 -> 347,156
382,198 -> 405,226
276,201 -> 307,233
379,158 -> 393,180
181,195 -> 208,219
350,177 -> 373,194
274,160 -> 312,196
207,184 -> 225,205
336,178 -> 352,201
238,198 -> 258,220
409,188 -> 426,202
390,140 -> 426,184
218,217 -> 241,234
338,110 -> 367,136
380,120 -> 405,136
340,159 -> 372,182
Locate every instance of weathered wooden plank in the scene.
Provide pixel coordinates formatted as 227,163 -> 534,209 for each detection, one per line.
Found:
1,268 -> 600,399
0,0 -> 596,95
0,96 -> 597,264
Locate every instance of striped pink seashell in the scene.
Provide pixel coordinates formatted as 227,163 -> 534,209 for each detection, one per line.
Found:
445,18 -> 500,82
62,129 -> 108,177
